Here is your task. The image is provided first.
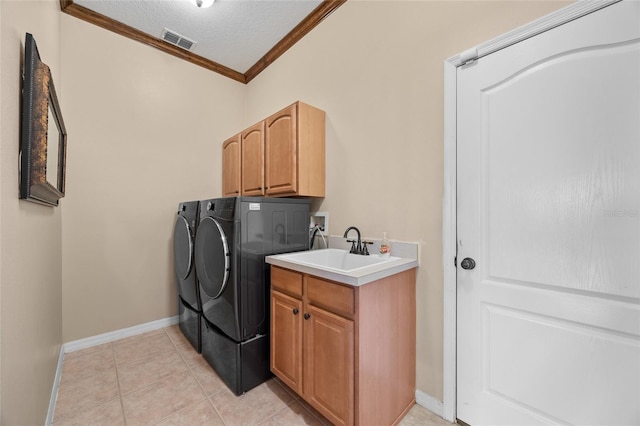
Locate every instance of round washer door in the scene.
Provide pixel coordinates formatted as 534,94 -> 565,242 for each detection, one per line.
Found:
173,216 -> 193,281
194,216 -> 230,299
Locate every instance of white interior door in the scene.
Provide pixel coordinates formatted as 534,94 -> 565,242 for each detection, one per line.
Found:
456,2 -> 640,425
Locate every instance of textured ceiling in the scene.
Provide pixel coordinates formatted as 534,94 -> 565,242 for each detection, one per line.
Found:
73,0 -> 325,75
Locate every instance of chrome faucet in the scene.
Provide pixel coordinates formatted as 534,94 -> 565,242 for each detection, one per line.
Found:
342,226 -> 371,256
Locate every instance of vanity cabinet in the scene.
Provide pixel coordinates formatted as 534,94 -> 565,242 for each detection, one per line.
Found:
222,134 -> 241,196
270,266 -> 416,426
221,101 -> 325,198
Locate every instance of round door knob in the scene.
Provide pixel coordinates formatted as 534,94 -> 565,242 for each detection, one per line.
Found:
461,257 -> 476,270
292,308 -> 299,315
304,313 -> 311,320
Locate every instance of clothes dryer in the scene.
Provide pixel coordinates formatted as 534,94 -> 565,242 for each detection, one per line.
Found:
173,200 -> 202,353
194,196 -> 310,395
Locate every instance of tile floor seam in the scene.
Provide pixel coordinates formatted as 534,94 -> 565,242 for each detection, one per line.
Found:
117,346 -> 182,367
273,378 -> 300,404
116,351 -> 190,396
299,402 -> 330,426
164,326 -> 196,370
119,369 -> 205,425
52,343 -> 120,425
271,379 -> 329,426
114,347 -> 176,366
256,404 -> 287,426
165,325 -> 228,414
163,326 -> 193,352
116,364 -> 192,398
186,360 -> 229,425
112,341 -> 129,426
148,396 -> 210,426
163,327 -> 178,348
258,400 -> 316,426
205,392 -> 229,426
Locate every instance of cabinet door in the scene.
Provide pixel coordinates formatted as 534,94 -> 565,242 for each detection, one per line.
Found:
222,134 -> 241,196
241,121 -> 265,196
304,305 -> 354,426
265,104 -> 297,195
271,290 -> 303,394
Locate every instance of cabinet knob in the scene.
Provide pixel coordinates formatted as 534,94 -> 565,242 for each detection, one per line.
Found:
304,313 -> 311,320
292,308 -> 299,315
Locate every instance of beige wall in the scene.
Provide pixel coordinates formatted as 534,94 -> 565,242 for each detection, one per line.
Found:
0,1 -> 63,424
0,1 -> 573,422
60,15 -> 246,342
245,0 -> 569,399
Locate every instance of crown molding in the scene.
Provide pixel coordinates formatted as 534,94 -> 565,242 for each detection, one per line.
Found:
59,0 -> 346,84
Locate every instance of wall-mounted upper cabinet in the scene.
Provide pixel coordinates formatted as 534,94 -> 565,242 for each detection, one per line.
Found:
265,102 -> 325,197
221,101 -> 325,198
241,121 -> 266,196
222,134 -> 241,197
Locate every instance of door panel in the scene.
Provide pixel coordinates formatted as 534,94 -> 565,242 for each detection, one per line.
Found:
483,300 -> 639,425
241,122 -> 265,196
457,2 -> 640,425
484,40 -> 640,299
222,135 -> 241,196
271,290 -> 303,393
304,305 -> 354,426
266,104 -> 297,195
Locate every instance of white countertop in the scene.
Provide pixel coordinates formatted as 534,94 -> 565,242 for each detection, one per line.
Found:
265,248 -> 419,286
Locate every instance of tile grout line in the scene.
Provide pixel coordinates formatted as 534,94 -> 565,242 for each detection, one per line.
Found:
205,392 -> 229,426
271,377 -> 330,425
162,326 -> 230,426
116,327 -> 196,425
112,341 -> 129,426
162,326 -> 324,426
166,328 -> 231,425
161,326 -> 272,426
256,405 -> 288,425
53,343 -> 122,425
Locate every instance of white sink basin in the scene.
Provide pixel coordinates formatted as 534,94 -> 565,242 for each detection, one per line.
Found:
266,248 -> 418,286
273,248 -> 397,272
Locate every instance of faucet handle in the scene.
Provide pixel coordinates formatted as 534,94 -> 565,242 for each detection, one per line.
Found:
362,241 -> 373,255
346,240 -> 358,254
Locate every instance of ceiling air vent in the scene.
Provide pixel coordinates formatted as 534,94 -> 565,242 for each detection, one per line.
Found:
161,28 -> 196,51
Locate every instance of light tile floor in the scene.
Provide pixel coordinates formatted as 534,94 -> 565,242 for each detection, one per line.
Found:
53,325 -> 455,426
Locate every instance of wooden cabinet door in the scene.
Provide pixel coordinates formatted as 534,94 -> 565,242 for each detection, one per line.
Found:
241,121 -> 265,196
222,134 -> 241,196
265,104 -> 297,195
271,290 -> 303,394
304,305 -> 354,426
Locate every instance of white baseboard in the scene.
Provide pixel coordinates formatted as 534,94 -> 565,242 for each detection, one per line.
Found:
47,316 -> 180,424
63,316 -> 179,353
45,346 -> 65,426
415,389 -> 444,419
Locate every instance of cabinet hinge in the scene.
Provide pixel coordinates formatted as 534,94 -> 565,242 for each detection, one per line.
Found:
454,257 -> 457,267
